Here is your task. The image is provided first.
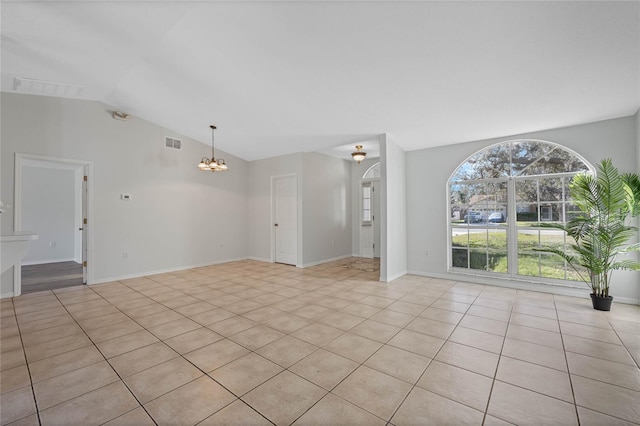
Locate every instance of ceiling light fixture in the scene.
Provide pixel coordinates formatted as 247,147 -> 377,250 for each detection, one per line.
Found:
351,145 -> 367,164
197,125 -> 228,172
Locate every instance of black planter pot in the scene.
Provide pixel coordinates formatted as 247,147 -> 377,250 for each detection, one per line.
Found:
590,294 -> 613,311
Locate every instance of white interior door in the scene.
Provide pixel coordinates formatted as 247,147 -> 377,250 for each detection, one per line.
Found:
273,175 -> 297,265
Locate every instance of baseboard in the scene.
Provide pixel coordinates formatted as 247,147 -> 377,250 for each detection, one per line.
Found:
406,270 -> 640,305
1,291 -> 15,299
381,270 -> 408,283
246,256 -> 272,263
90,257 -> 249,285
301,254 -> 353,268
22,258 -> 78,266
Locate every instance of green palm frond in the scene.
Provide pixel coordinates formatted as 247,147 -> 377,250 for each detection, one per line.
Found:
534,158 -> 640,295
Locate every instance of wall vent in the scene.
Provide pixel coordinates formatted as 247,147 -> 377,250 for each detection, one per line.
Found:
165,137 -> 182,150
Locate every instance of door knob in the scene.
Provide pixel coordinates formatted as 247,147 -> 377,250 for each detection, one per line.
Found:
274,224 -> 279,227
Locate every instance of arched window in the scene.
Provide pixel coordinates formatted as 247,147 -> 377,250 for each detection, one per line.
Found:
363,162 -> 381,179
448,140 -> 594,282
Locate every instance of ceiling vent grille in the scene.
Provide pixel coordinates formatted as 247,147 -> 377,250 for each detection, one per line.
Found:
14,77 -> 84,97
165,137 -> 182,150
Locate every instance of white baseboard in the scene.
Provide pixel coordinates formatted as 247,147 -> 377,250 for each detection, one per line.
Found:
90,257 -> 249,285
1,291 -> 15,299
382,270 -> 408,283
246,256 -> 272,263
22,258 -> 78,266
406,270 -> 640,305
301,254 -> 353,268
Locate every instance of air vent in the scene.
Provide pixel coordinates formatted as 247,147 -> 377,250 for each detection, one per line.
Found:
14,77 -> 84,97
165,137 -> 182,150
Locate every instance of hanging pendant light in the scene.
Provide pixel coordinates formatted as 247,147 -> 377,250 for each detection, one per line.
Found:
197,125 -> 229,172
351,145 -> 367,164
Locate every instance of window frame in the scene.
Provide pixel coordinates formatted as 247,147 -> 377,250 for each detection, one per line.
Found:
447,139 -> 594,287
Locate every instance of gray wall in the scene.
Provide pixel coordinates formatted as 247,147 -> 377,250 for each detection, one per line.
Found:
1,93 -> 249,295
406,115 -> 639,303
301,152 -> 352,266
247,151 -> 352,267
380,134 -> 407,282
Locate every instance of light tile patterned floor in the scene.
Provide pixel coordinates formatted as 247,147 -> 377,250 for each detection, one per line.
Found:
1,257 -> 639,425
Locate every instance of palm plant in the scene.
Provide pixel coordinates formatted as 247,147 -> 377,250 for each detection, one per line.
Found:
536,159 -> 640,300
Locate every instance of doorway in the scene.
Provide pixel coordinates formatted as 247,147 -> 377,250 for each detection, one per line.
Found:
14,154 -> 92,295
272,174 -> 298,266
360,163 -> 381,259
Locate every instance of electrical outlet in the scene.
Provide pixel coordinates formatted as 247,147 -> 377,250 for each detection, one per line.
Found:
49,242 -> 56,248
122,252 -> 128,260
425,250 -> 429,256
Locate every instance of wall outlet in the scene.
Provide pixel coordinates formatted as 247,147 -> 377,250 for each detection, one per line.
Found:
122,252 -> 128,260
425,250 -> 429,256
49,242 -> 56,248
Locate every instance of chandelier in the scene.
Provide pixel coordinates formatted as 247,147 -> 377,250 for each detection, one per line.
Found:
197,125 -> 228,172
351,145 -> 367,163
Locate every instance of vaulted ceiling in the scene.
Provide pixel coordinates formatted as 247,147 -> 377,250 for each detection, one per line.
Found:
2,1 -> 638,161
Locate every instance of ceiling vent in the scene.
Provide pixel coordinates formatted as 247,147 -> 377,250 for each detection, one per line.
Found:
165,137 -> 182,150
13,77 -> 84,97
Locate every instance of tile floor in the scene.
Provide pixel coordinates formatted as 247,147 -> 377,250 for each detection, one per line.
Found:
1,258 -> 639,425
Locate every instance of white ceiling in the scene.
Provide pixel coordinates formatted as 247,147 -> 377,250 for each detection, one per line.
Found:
2,1 -> 638,162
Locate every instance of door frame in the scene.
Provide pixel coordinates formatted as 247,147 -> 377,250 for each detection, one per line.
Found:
360,177 -> 381,258
14,153 -> 94,296
270,173 -> 301,267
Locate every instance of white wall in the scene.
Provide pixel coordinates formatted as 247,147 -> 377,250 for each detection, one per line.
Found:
247,151 -> 352,267
301,152 -> 352,266
406,115 -> 640,303
1,93 -> 248,295
380,134 -> 407,282
22,166 -> 77,264
247,153 -> 303,264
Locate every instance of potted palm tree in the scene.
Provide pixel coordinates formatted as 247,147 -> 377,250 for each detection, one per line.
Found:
535,159 -> 640,311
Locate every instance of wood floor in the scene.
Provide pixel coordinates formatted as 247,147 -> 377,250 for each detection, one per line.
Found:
21,261 -> 84,294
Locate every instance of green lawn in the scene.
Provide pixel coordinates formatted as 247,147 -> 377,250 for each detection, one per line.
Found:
451,230 -> 583,281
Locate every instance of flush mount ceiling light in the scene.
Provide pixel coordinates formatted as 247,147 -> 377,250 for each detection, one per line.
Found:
351,145 -> 367,164
197,125 -> 228,172
112,111 -> 131,121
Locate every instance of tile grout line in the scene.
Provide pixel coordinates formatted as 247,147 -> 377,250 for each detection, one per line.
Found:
11,298 -> 44,426
49,286 -> 161,426
479,297 -> 514,426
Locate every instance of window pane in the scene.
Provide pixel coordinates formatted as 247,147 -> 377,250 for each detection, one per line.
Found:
451,228 -> 469,248
539,204 -> 562,222
363,187 -> 371,198
516,179 -> 538,203
487,229 -> 507,250
518,253 -> 540,277
469,250 -> 488,270
487,251 -> 507,273
468,229 -> 488,249
363,211 -> 371,222
511,141 -> 556,176
516,203 -> 538,224
538,178 -> 563,202
452,248 -> 468,268
363,199 -> 371,210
